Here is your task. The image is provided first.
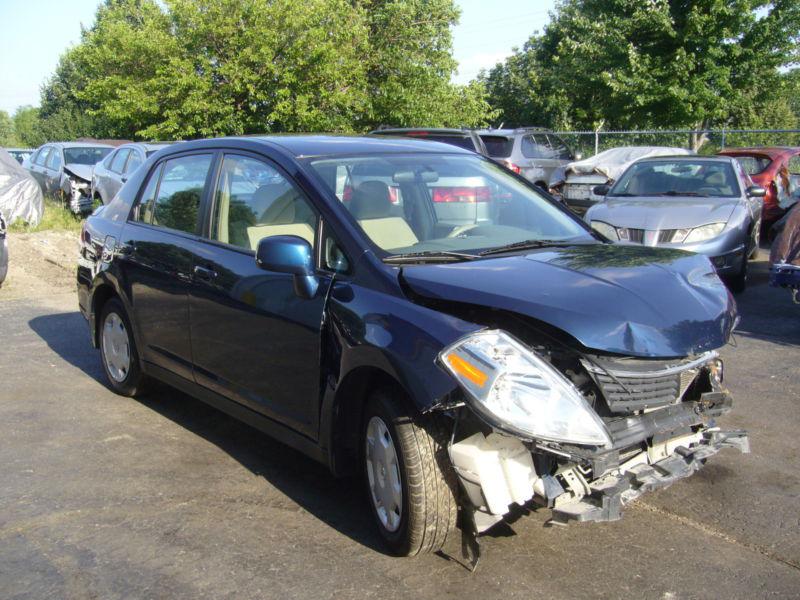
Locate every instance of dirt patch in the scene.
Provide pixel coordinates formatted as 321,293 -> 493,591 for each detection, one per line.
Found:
0,231 -> 79,300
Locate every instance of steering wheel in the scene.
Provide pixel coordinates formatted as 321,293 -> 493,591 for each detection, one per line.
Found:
447,224 -> 490,238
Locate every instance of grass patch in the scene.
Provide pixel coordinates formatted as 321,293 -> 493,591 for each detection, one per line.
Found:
9,197 -> 84,234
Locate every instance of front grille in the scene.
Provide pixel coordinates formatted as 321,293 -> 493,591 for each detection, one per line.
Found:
582,353 -> 715,414
658,229 -> 676,243
623,228 -> 645,243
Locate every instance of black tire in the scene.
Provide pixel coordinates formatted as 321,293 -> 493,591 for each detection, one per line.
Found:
98,298 -> 148,396
726,257 -> 748,294
361,389 -> 458,556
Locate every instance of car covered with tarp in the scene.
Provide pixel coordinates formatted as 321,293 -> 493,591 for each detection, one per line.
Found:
770,201 -> 800,303
550,146 -> 693,213
0,147 -> 43,226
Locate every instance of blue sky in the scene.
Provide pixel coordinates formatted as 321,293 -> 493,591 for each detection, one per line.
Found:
0,0 -> 556,114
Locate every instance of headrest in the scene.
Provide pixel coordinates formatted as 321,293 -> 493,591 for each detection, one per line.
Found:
252,182 -> 290,208
262,190 -> 301,224
350,180 -> 392,219
705,171 -> 725,186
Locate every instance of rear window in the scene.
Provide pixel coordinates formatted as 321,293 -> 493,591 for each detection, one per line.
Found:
64,147 -> 112,165
732,155 -> 772,176
413,135 -> 476,151
480,135 -> 514,158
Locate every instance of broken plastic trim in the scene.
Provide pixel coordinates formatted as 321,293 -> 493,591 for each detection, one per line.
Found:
549,429 -> 750,525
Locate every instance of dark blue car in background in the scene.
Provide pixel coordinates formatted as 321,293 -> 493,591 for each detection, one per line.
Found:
77,136 -> 749,558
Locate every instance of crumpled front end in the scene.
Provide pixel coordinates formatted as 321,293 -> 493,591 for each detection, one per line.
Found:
62,168 -> 94,214
441,335 -> 749,533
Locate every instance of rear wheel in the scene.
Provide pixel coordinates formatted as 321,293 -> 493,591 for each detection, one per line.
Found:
362,389 -> 458,556
99,298 -> 148,396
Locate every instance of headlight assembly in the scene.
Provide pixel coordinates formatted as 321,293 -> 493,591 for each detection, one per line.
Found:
590,221 -> 619,241
440,330 -> 612,448
675,222 -> 726,244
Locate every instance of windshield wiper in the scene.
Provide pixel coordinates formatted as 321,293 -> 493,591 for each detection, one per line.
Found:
608,192 -> 637,197
383,250 -> 479,264
479,238 -> 595,257
655,190 -> 707,197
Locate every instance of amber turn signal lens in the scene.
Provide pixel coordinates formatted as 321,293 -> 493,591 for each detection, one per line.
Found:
446,353 -> 488,388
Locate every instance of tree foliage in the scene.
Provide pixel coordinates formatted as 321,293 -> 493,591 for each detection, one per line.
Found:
483,0 -> 800,132
39,0 -> 493,140
0,111 -> 15,146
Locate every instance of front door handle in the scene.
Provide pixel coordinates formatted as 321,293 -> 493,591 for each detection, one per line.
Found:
193,265 -> 218,281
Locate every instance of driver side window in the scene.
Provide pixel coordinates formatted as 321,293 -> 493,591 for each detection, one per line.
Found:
211,154 -> 317,251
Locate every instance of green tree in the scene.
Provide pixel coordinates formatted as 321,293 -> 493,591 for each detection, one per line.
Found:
483,0 -> 800,141
0,110 -> 16,146
40,0 -> 493,139
11,106 -> 46,147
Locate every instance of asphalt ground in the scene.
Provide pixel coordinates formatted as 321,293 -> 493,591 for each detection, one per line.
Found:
0,251 -> 798,599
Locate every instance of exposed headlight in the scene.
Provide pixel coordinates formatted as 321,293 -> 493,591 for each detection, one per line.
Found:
590,221 -> 619,241
675,222 -> 726,244
440,330 -> 612,448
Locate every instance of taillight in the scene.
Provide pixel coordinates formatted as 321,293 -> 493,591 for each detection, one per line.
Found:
388,187 -> 400,204
432,186 -> 492,203
343,185 -> 353,202
501,160 -> 521,174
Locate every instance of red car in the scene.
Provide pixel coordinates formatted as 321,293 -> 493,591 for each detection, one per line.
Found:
718,147 -> 800,226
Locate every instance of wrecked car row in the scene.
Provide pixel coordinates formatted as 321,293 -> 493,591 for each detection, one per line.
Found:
78,135 -> 750,562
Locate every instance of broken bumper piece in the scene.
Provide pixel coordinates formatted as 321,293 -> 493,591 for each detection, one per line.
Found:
550,429 -> 750,524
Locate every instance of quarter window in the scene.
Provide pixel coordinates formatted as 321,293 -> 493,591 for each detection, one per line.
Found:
151,154 -> 213,234
110,149 -> 131,173
211,154 -> 317,251
134,164 -> 163,224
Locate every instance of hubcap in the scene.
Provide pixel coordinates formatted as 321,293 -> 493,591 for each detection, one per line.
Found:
365,416 -> 402,533
102,312 -> 130,383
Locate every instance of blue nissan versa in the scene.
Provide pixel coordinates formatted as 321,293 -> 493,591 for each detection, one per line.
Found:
78,136 -> 749,559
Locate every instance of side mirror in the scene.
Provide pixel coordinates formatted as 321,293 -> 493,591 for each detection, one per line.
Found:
256,235 -> 319,299
746,185 -> 766,198
593,184 -> 610,196
573,152 -> 583,161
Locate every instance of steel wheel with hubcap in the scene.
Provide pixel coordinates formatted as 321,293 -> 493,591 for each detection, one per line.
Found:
362,389 -> 458,556
365,415 -> 403,533
99,298 -> 148,396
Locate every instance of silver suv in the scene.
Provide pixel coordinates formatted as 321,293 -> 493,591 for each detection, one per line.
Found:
477,128 -> 579,189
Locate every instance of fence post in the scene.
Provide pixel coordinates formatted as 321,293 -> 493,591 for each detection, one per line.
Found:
721,128 -> 726,150
594,130 -> 599,155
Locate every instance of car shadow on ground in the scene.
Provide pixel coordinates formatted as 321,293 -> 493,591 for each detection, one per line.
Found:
27,310 -> 432,558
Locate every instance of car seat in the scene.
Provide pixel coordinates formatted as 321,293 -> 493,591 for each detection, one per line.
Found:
246,190 -> 315,249
349,181 -> 418,250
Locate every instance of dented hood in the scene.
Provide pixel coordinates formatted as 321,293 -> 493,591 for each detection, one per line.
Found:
63,164 -> 94,183
401,244 -> 736,358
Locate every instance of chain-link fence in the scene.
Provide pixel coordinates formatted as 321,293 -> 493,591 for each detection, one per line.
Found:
553,129 -> 800,158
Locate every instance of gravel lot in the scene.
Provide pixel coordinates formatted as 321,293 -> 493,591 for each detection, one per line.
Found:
1,232 -> 798,599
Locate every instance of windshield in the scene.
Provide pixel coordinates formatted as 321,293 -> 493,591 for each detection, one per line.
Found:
610,160 -> 741,198
308,154 -> 592,256
64,147 -> 112,165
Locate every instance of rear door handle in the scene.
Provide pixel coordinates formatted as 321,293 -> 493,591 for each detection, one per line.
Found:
193,265 -> 218,281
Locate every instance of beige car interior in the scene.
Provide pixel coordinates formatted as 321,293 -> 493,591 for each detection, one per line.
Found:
215,167 -> 316,250
349,180 -> 418,250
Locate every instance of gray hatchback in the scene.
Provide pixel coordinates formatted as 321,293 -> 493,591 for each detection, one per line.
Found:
477,128 -> 579,189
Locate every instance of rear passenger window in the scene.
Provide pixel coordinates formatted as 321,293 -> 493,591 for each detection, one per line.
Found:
521,135 -> 549,159
110,149 -> 131,173
36,147 -> 51,166
151,154 -> 213,234
211,154 -> 316,251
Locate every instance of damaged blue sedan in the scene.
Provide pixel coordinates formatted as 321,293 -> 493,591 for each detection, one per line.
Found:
77,136 -> 748,560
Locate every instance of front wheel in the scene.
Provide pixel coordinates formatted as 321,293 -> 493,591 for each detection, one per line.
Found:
726,256 -> 748,294
362,390 -> 458,556
99,298 -> 148,396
